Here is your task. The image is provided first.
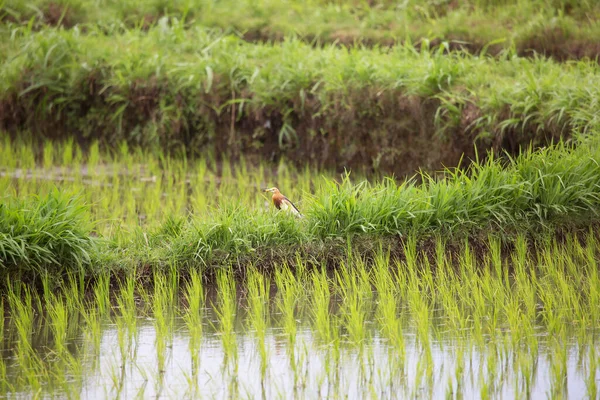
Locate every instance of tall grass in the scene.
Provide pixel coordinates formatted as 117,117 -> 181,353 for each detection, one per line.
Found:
3,134 -> 600,281
0,190 -> 94,281
1,24 -> 600,174
309,137 -> 600,238
138,133 -> 600,271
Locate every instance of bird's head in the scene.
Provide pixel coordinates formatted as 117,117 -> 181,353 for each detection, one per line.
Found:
263,187 -> 280,194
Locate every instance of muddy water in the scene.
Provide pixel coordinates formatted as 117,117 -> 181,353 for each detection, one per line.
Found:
1,304 -> 597,399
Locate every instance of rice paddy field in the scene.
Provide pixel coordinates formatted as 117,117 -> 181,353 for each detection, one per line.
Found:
2,0 -> 600,398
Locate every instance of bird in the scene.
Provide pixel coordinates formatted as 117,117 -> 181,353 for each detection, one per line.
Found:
263,187 -> 302,217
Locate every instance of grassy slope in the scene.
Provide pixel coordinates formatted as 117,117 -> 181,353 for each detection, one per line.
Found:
1,0 -> 600,60
3,135 -> 600,283
1,26 -> 599,174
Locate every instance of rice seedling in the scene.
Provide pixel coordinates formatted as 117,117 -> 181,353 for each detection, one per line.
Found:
310,268 -> 334,346
114,274 -> 138,363
7,283 -> 34,353
46,293 -> 69,355
214,267 -> 238,367
81,306 -> 103,361
5,283 -> 47,393
372,251 -> 405,358
246,266 -> 270,379
183,268 -> 204,383
152,272 -> 173,374
274,264 -> 301,347
93,271 -> 111,317
335,259 -> 371,347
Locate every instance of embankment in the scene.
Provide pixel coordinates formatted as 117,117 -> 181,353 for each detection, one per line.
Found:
1,27 -> 599,175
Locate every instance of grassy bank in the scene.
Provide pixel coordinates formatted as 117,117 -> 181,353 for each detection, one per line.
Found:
1,26 -> 600,175
2,0 -> 600,60
2,133 -> 600,284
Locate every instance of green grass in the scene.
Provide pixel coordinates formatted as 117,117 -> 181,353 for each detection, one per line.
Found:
1,25 -> 600,174
246,266 -> 270,378
1,0 -> 599,61
3,133 -> 600,283
0,190 -> 94,282
2,228 -> 599,397
1,3 -> 599,396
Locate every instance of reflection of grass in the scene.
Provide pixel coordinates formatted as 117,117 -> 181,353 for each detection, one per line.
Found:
586,343 -> 598,399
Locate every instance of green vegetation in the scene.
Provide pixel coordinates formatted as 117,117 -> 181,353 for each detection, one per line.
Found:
0,190 -> 94,280
2,133 -> 600,283
1,24 -> 600,173
1,234 -> 598,397
1,1 -> 599,396
2,0 -> 599,60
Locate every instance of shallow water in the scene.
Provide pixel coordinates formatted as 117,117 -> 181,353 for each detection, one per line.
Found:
2,302 -> 598,399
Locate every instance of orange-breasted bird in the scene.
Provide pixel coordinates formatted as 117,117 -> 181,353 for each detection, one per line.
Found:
264,187 -> 302,217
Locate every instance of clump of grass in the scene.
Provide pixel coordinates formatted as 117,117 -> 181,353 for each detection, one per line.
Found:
0,190 -> 94,282
138,133 -> 600,274
309,136 -> 600,239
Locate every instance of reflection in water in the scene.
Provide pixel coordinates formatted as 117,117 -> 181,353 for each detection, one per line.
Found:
2,307 -> 597,399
